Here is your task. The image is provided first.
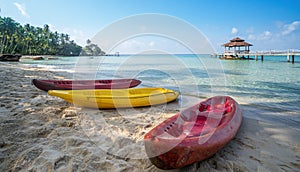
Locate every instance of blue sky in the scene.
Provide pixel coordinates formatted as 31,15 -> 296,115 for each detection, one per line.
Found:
1,0 -> 300,53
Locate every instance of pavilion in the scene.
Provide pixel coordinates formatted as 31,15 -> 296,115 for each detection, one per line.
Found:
221,37 -> 253,59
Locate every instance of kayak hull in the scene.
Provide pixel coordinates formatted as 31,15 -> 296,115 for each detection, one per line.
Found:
144,96 -> 242,169
32,79 -> 141,91
48,87 -> 179,109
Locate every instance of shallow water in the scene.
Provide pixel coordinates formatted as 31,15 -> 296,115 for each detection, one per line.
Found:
20,54 -> 300,129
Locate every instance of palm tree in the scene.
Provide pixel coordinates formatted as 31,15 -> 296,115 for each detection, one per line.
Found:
0,16 -> 82,56
86,39 -> 91,45
0,17 -> 17,54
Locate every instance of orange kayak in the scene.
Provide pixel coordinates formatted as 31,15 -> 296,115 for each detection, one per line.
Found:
144,96 -> 242,169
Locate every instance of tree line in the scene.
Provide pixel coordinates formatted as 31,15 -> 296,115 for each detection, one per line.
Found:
0,16 -> 104,56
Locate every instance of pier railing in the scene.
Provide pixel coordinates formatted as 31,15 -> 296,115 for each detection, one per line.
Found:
249,49 -> 300,55
217,49 -> 300,63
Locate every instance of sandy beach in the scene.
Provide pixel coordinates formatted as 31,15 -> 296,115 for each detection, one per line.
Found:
0,62 -> 299,172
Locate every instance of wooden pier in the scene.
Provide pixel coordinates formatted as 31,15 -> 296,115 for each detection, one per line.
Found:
217,50 -> 300,63
219,37 -> 299,63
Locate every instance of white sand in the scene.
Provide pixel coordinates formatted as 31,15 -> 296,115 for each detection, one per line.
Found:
0,62 -> 299,171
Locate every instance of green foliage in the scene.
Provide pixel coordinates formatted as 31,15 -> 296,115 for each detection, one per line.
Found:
0,16 -> 82,56
81,40 -> 105,56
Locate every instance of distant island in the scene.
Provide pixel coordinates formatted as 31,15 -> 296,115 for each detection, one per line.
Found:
80,39 -> 105,56
0,16 -> 105,56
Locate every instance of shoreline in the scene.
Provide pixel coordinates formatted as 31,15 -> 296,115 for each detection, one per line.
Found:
0,62 -> 299,171
20,55 -> 60,61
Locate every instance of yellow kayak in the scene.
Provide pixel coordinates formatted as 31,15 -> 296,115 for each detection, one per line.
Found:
48,87 -> 179,109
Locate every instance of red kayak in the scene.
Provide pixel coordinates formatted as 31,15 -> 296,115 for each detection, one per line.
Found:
32,79 -> 141,91
144,96 -> 242,169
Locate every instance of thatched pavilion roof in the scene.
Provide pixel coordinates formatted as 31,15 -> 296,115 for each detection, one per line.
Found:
222,37 -> 253,47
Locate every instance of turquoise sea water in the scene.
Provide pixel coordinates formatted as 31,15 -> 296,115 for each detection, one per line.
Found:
20,54 -> 300,129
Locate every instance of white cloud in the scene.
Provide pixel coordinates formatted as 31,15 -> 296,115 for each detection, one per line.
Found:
231,27 -> 238,34
13,2 -> 29,18
263,31 -> 271,38
63,28 -> 89,46
282,21 -> 300,35
247,31 -> 272,41
112,39 -> 148,54
46,25 -> 90,46
111,36 -> 190,54
248,34 -> 256,40
149,41 -> 155,47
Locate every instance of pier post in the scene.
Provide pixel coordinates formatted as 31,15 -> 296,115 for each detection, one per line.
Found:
287,49 -> 290,62
255,53 -> 258,61
292,55 -> 295,63
261,55 -> 264,61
